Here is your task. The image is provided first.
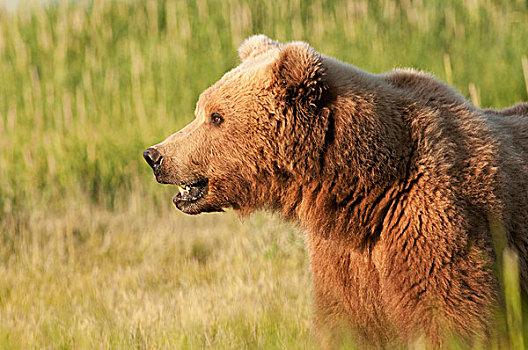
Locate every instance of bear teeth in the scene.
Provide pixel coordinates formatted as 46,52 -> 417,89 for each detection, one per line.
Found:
178,184 -> 193,196
178,184 -> 188,195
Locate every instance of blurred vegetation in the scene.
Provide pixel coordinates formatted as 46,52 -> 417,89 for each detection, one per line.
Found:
1,0 -> 528,215
0,0 -> 527,348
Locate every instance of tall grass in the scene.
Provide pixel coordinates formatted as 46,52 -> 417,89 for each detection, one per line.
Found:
0,0 -> 527,348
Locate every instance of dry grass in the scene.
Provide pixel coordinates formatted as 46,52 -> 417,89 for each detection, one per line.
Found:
1,196 -> 313,348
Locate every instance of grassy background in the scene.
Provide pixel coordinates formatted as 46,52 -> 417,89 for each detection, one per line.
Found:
0,0 -> 527,348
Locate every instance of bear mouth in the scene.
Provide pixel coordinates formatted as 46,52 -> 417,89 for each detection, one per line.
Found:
172,178 -> 209,211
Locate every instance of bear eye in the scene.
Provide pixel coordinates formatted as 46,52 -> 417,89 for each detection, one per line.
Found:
211,112 -> 223,126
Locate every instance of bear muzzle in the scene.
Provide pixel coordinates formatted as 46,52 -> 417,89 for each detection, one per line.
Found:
143,147 -> 163,172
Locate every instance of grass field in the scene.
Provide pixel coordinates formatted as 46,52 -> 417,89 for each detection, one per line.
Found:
1,0 -> 528,348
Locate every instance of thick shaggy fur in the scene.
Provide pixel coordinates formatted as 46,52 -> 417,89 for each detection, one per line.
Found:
145,35 -> 528,347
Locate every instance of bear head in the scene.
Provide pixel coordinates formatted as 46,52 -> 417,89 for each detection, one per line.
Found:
143,35 -> 332,215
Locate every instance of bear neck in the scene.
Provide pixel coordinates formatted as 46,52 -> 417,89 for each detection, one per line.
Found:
278,61 -> 414,250
280,173 -> 408,251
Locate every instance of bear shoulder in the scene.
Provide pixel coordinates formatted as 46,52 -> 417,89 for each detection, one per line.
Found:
382,68 -> 467,107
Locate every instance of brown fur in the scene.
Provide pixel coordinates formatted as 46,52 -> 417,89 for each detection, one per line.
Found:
144,35 -> 528,347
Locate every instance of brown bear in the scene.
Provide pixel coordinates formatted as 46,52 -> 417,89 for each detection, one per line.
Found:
143,35 -> 528,347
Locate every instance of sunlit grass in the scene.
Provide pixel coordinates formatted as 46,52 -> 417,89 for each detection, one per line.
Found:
0,197 -> 313,348
1,0 -> 528,348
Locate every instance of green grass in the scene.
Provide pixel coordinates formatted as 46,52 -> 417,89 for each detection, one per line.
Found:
0,0 -> 527,348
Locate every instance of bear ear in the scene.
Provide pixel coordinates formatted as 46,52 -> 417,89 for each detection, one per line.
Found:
273,42 -> 326,107
238,35 -> 280,61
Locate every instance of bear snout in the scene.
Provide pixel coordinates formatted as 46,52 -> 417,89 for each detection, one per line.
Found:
143,147 -> 163,172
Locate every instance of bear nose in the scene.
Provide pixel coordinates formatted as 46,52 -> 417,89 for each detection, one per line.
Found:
143,147 -> 163,171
